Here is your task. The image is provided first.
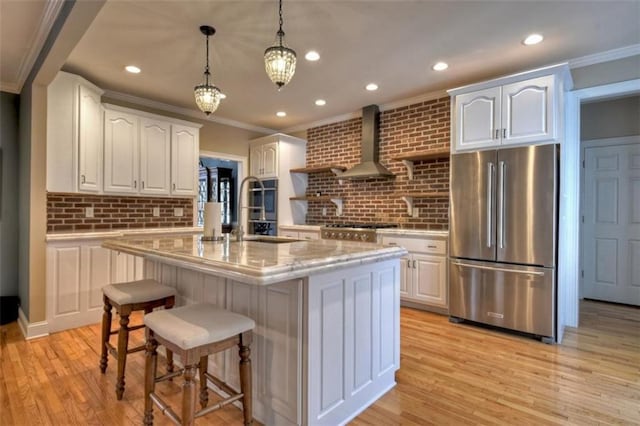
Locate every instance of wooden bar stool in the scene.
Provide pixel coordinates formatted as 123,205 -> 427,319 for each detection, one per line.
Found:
143,303 -> 254,426
100,279 -> 177,400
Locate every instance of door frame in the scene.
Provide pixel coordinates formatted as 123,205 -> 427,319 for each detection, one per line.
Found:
198,150 -> 247,231
579,136 -> 640,299
560,79 -> 640,339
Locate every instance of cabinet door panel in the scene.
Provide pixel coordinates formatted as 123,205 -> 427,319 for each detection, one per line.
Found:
399,255 -> 411,299
413,253 -> 447,307
502,75 -> 556,145
250,146 -> 262,176
140,118 -> 171,195
78,86 -> 103,192
261,142 -> 279,178
104,110 -> 139,193
171,125 -> 199,195
455,87 -> 500,151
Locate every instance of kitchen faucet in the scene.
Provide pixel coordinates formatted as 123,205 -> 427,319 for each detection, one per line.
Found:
236,176 -> 266,241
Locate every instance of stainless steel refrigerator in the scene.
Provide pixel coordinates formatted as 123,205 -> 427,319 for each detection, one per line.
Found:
449,144 -> 558,343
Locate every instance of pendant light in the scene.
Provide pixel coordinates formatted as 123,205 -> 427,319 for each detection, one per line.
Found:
264,0 -> 296,90
194,25 -> 222,115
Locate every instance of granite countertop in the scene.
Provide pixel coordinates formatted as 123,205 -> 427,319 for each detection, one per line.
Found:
375,228 -> 449,238
46,227 -> 202,242
278,224 -> 323,231
103,233 -> 406,285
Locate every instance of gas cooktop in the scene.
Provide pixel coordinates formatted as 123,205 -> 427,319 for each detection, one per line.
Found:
322,224 -> 398,230
320,223 -> 398,242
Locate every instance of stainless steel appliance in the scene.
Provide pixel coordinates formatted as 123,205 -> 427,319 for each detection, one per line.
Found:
321,224 -> 398,242
249,179 -> 277,236
449,144 -> 558,343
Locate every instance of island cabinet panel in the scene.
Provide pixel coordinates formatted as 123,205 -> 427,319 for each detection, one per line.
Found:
306,259 -> 400,425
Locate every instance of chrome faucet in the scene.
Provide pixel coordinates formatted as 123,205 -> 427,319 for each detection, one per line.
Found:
236,176 -> 266,241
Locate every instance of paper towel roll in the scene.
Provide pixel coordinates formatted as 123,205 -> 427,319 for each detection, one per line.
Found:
203,202 -> 222,237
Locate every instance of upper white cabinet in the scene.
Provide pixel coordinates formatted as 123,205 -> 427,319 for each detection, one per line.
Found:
47,71 -> 104,193
140,118 -> 171,195
449,64 -> 571,153
104,109 -> 139,193
171,125 -> 199,196
250,140 -> 279,179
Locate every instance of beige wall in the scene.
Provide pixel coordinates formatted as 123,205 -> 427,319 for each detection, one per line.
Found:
100,97 -> 265,158
571,55 -> 640,90
581,95 -> 640,140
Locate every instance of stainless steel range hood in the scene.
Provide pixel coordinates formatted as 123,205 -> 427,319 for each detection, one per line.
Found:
340,104 -> 394,180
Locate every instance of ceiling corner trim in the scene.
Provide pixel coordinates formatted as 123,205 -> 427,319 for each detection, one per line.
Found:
0,81 -> 21,94
378,89 -> 449,112
568,44 -> 640,69
102,89 -> 276,135
14,0 -> 66,94
282,111 -> 361,133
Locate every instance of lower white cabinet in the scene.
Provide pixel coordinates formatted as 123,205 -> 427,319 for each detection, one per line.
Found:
278,226 -> 320,241
382,234 -> 448,310
46,240 -> 143,332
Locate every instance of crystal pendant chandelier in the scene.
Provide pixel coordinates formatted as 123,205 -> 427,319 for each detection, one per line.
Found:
264,0 -> 296,90
194,25 -> 222,115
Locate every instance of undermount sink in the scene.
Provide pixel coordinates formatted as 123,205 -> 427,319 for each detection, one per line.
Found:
241,236 -> 302,244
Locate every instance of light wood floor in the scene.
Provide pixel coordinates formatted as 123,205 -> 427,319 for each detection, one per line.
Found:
1,300 -> 638,425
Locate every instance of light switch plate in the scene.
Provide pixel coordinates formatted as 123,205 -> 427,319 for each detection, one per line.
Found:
85,207 -> 94,218
412,207 -> 419,218
153,207 -> 160,217
174,207 -> 184,217
322,207 -> 327,216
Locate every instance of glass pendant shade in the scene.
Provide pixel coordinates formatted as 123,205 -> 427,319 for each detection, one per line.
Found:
194,83 -> 222,116
264,44 -> 297,89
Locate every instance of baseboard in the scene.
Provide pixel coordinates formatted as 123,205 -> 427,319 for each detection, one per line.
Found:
18,307 -> 50,340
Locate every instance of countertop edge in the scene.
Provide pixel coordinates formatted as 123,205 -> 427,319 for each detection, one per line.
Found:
46,227 -> 202,242
376,229 -> 449,238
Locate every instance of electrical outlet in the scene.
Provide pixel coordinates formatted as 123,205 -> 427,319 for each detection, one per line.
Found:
174,207 -> 184,217
412,207 -> 420,218
322,207 -> 327,216
153,207 -> 160,217
85,207 -> 94,218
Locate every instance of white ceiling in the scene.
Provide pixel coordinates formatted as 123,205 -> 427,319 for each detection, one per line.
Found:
4,1 -> 640,131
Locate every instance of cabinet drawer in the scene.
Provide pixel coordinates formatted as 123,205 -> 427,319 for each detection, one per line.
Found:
279,230 -> 298,238
382,236 -> 447,255
298,231 -> 319,241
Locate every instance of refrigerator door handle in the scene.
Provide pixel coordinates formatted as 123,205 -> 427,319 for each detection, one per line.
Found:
450,261 -> 545,276
498,160 -> 506,249
486,162 -> 494,248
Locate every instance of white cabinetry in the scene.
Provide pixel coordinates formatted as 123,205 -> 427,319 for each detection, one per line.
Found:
47,71 -> 104,193
449,64 -> 571,153
250,140 -> 279,179
46,240 -> 143,332
104,109 -> 139,193
171,125 -> 199,196
382,234 -> 448,310
249,134 -> 307,227
278,226 -> 320,240
140,118 -> 171,195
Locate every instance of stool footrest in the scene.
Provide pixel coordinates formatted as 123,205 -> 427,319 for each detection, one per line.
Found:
205,372 -> 238,399
126,344 -> 146,355
155,369 -> 184,383
195,393 -> 244,419
149,392 -> 181,425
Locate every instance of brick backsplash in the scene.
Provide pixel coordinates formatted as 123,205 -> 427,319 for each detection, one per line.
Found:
305,97 -> 450,229
47,192 -> 193,232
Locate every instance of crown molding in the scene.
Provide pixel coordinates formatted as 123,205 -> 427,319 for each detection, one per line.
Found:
102,89 -> 276,134
12,0 -> 65,94
0,81 -> 21,94
283,89 -> 447,133
568,44 -> 640,69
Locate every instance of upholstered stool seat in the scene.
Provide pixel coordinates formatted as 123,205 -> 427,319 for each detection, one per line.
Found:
143,303 -> 255,426
100,279 -> 176,400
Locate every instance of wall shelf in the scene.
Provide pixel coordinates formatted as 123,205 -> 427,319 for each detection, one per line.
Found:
397,191 -> 449,215
290,196 -> 343,216
392,148 -> 450,180
290,165 -> 347,185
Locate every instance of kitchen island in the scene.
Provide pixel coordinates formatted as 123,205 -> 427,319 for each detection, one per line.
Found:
103,234 -> 406,426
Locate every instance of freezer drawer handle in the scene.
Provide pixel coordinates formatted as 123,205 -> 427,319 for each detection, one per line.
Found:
450,261 -> 545,276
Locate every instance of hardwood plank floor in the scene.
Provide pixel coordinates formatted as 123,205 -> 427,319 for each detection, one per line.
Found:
1,300 -> 638,425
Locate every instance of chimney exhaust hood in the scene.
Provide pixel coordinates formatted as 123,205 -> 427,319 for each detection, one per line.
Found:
339,104 -> 394,180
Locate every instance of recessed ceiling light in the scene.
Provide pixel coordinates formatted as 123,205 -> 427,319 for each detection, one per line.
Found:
125,65 -> 141,74
220,93 -> 227,99
432,62 -> 449,71
523,33 -> 544,46
365,83 -> 378,91
276,111 -> 287,117
315,99 -> 326,106
305,51 -> 320,61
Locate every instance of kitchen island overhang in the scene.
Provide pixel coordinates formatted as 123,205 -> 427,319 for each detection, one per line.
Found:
103,234 -> 406,426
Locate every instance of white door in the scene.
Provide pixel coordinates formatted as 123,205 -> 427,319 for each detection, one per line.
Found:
104,110 -> 139,193
171,125 -> 199,196
583,143 -> 640,305
140,118 -> 171,195
502,75 -> 556,145
78,85 -> 103,192
412,253 -> 448,307
455,87 -> 501,152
